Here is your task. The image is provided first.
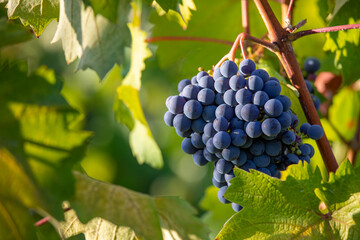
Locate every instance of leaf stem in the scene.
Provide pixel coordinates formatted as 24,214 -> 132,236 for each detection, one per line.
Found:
145,36 -> 233,46
286,0 -> 295,22
253,0 -> 338,173
290,23 -> 360,41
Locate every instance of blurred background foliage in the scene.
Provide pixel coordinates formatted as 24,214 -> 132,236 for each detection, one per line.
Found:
1,0 -> 360,238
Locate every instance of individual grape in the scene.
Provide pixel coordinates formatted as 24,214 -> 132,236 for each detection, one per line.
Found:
241,104 -> 259,122
239,59 -> 256,76
263,80 -> 281,98
229,75 -> 246,90
167,95 -> 186,114
234,104 -> 243,120
307,124 -> 324,140
289,112 -> 299,128
251,69 -> 270,82
218,186 -> 230,204
229,118 -> 244,131
215,104 -> 234,121
261,118 -> 281,137
253,91 -> 269,107
216,159 -> 234,174
213,131 -> 231,149
164,111 -> 175,127
223,89 -> 237,106
265,140 -> 282,156
182,85 -> 200,100
175,128 -> 192,138
191,132 -> 206,148
285,153 -> 299,164
196,71 -> 208,80
235,88 -> 253,105
281,130 -> 296,145
308,144 -> 315,157
213,169 -> 226,183
232,151 -> 247,167
178,79 -> 191,93
305,80 -> 313,93
304,57 -> 321,73
264,99 -> 283,117
198,76 -> 215,90
204,148 -> 218,162
300,122 -> 311,134
275,95 -> 291,112
277,111 -> 292,130
191,118 -> 206,133
215,93 -> 225,105
222,146 -> 240,161
204,123 -> 217,137
268,164 -> 278,176
220,60 -> 238,78
183,100 -> 203,119
197,88 -> 215,105
249,140 -> 265,156
206,138 -> 221,154
232,203 -> 243,212
312,95 -> 321,110
202,134 -> 211,146
258,167 -> 271,175
231,129 -> 247,147
212,177 -> 227,188
241,160 -> 257,171
193,150 -> 208,166
245,121 -> 262,138
191,76 -> 197,85
202,105 -> 217,122
181,138 -> 197,154
173,114 -> 191,132
247,75 -> 264,92
213,117 -> 229,132
269,77 -> 280,82
214,77 -> 230,93
299,144 -> 311,156
225,171 -> 235,183
213,67 -> 223,80
299,155 -> 311,163
254,155 -> 270,168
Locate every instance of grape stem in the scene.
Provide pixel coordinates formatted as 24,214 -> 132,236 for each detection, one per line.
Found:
242,0 -> 250,34
145,36 -> 233,46
253,0 -> 339,173
281,0 -> 294,27
228,33 -> 279,61
285,0 -> 295,23
290,23 -> 360,41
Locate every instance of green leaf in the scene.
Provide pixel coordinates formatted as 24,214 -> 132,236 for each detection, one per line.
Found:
154,0 -> 177,12
51,0 -> 130,79
218,161 -> 360,239
115,16 -> 163,168
5,0 -> 59,36
322,0 -> 360,85
82,0 -> 130,23
63,172 -> 210,240
0,63 -> 92,219
200,186 -> 235,239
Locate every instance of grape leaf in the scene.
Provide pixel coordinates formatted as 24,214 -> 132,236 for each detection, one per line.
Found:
322,0 -> 360,85
5,0 -> 59,36
200,186 -> 235,239
82,0 -> 130,23
217,161 -> 360,239
51,0 -> 130,79
63,172 -> 210,240
114,7 -> 163,169
0,63 -> 92,220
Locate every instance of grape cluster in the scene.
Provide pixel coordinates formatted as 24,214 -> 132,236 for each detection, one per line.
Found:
164,59 -> 324,212
303,57 -> 321,110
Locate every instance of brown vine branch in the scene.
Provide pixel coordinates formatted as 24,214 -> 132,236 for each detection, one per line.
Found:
145,36 -> 233,46
290,23 -> 360,41
253,0 -> 338,173
242,0 -> 250,34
